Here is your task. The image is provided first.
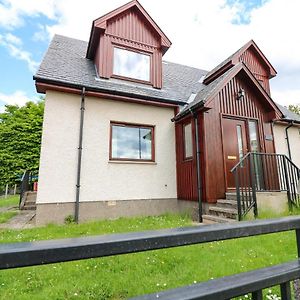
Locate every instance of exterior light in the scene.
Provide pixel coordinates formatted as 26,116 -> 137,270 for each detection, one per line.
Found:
237,88 -> 245,101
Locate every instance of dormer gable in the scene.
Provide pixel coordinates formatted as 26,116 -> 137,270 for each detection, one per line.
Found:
86,0 -> 171,89
203,40 -> 277,94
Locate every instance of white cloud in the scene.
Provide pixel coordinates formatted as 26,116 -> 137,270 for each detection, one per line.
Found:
0,90 -> 29,106
0,33 -> 38,72
1,0 -> 300,105
0,0 -> 57,29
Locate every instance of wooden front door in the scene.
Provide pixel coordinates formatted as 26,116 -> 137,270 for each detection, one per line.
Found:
223,118 -> 248,189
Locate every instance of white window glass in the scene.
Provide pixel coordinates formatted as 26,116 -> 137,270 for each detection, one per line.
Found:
113,47 -> 150,81
111,124 -> 153,160
184,123 -> 193,158
249,121 -> 259,152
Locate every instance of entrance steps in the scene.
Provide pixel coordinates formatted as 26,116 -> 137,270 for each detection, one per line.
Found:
20,191 -> 37,211
202,193 -> 238,224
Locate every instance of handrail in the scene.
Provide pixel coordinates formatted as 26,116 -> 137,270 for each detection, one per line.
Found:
231,152 -> 300,220
1,217 -> 300,299
230,152 -> 251,173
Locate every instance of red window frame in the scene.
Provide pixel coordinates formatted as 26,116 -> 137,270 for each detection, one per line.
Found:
109,121 -> 155,162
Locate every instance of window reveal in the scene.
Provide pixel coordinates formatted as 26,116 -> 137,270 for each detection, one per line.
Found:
111,123 -> 154,161
113,47 -> 150,81
183,123 -> 193,159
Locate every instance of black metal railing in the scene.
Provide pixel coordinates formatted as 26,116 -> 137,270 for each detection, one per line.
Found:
232,153 -> 300,220
1,217 -> 300,299
19,170 -> 31,208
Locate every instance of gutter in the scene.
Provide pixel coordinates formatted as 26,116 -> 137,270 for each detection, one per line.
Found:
33,77 -> 186,106
285,121 -> 294,160
75,87 -> 86,223
188,108 -> 203,223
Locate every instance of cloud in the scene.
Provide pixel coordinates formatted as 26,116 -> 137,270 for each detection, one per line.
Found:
0,0 -> 57,29
1,0 -> 299,106
0,33 -> 39,73
0,90 -> 30,106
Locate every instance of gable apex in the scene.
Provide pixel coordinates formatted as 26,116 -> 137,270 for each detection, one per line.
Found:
86,0 -> 171,59
203,40 -> 277,85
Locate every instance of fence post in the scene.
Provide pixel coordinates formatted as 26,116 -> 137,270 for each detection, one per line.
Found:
13,184 -> 17,195
5,184 -> 8,199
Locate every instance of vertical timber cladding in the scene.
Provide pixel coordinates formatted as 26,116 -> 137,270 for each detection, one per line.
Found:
239,47 -> 270,94
175,114 -> 206,201
96,8 -> 163,88
203,73 -> 276,202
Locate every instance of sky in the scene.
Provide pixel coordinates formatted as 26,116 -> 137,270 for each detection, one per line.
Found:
0,0 -> 300,112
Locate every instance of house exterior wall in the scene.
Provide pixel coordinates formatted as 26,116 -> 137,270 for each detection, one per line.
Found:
273,123 -> 300,168
36,90 -> 178,222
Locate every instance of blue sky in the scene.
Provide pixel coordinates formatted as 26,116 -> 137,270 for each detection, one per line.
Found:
0,0 -> 299,112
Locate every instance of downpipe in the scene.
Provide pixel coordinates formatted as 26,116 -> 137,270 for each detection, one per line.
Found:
75,87 -> 86,223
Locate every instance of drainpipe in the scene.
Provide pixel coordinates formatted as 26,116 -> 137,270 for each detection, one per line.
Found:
285,121 -> 294,160
189,108 -> 203,223
75,87 -> 86,223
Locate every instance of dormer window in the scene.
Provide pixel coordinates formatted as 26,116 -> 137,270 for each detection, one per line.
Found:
113,47 -> 150,82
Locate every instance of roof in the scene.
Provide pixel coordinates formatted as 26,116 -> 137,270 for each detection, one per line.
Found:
203,40 -> 277,84
175,62 -> 282,121
276,103 -> 300,123
34,35 -> 207,105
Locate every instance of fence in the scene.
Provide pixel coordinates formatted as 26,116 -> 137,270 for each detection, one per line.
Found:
1,216 -> 300,299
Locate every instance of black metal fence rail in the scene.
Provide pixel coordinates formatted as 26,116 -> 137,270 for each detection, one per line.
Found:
232,153 -> 300,220
1,217 -> 300,299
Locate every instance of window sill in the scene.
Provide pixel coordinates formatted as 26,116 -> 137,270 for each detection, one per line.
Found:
108,160 -> 157,165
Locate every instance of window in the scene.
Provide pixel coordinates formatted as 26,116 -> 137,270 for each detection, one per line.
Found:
113,47 -> 150,81
110,123 -> 154,161
183,123 -> 193,159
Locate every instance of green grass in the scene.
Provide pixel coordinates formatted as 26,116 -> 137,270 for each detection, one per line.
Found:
0,213 -> 298,299
0,195 -> 19,208
0,211 -> 17,224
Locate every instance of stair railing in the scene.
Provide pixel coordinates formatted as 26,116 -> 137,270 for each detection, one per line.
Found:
231,152 -> 300,220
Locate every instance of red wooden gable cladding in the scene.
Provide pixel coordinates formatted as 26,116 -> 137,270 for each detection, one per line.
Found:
91,1 -> 170,89
176,72 -> 277,203
239,47 -> 270,94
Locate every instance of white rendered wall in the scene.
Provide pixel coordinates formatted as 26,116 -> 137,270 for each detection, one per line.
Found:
37,90 -> 177,204
273,123 -> 300,168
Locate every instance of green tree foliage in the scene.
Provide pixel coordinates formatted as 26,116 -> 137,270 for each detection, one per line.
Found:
0,100 -> 44,186
288,104 -> 300,115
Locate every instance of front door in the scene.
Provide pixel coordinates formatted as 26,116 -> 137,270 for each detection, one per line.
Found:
223,118 -> 248,189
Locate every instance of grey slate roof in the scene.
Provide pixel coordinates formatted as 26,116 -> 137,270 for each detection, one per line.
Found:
35,34 -> 298,123
34,34 -> 207,105
276,103 -> 300,123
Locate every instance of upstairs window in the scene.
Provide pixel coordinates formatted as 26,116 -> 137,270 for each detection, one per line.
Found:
110,122 -> 154,161
113,47 -> 150,82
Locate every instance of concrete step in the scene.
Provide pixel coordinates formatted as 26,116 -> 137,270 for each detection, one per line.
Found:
26,196 -> 37,201
202,214 -> 236,224
209,206 -> 238,219
225,192 -> 237,201
216,199 -> 237,209
22,205 -> 36,210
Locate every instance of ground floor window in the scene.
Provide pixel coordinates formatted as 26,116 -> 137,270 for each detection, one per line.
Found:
183,122 -> 193,159
110,122 -> 154,161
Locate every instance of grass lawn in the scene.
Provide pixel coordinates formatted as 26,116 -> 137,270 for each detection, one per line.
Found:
0,195 -> 19,208
0,213 -> 298,300
0,211 -> 18,224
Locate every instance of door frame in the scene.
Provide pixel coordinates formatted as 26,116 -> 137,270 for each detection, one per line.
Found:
220,114 -> 261,191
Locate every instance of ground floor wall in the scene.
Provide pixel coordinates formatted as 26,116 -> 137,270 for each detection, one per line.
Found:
273,123 -> 300,168
37,91 -> 177,210
35,199 -> 199,225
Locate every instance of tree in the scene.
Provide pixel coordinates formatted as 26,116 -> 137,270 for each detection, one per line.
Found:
288,104 -> 300,115
0,100 -> 44,187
